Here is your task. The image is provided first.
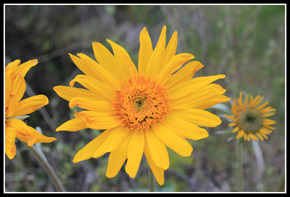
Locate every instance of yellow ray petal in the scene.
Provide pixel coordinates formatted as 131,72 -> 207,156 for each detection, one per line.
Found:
163,30 -> 178,66
168,74 -> 225,100
69,97 -> 112,112
74,110 -> 120,130
106,131 -> 133,178
165,61 -> 204,89
263,119 -> 276,126
5,127 -> 17,159
53,85 -> 98,102
145,129 -> 169,170
144,142 -> 165,185
69,74 -> 113,100
73,129 -> 111,163
56,118 -> 87,132
5,59 -> 21,72
164,115 -> 209,140
193,95 -> 231,109
92,42 -> 126,81
157,53 -> 195,85
171,108 -> 222,127
92,126 -> 129,158
125,131 -> 145,178
13,95 -> 48,117
12,74 -> 26,104
145,25 -> 167,77
12,59 -> 38,79
170,83 -> 228,109
106,39 -> 137,77
138,27 -> 153,75
153,123 -> 193,157
74,53 -> 120,87
6,118 -> 56,146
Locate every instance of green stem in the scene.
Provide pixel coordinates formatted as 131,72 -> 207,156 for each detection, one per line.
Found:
27,145 -> 65,192
238,141 -> 244,191
148,168 -> 155,192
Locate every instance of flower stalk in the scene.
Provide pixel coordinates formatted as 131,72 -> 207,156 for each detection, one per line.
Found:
148,168 -> 155,192
237,140 -> 244,191
27,144 -> 65,192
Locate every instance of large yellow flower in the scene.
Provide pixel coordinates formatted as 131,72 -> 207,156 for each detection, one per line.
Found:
225,91 -> 276,141
5,59 -> 56,159
54,26 -> 230,185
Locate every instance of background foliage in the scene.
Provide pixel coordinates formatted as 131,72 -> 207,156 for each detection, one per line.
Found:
5,4 -> 285,192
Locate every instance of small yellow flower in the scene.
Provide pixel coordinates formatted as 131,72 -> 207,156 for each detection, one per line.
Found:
225,91 -> 276,141
54,26 -> 230,185
5,59 -> 56,159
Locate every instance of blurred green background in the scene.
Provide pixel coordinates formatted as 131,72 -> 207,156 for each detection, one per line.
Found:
5,4 -> 285,192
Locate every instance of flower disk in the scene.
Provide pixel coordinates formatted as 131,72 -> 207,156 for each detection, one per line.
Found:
114,75 -> 170,132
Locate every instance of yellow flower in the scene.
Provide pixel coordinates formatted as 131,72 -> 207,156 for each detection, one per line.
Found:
225,91 -> 276,141
5,59 -> 56,159
54,26 -> 230,185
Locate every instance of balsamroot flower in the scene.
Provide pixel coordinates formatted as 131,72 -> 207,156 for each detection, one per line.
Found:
225,91 -> 276,141
54,26 -> 230,185
5,59 -> 56,159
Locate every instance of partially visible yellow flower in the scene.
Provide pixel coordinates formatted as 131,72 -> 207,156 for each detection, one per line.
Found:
225,91 -> 276,141
54,26 -> 230,185
5,59 -> 56,159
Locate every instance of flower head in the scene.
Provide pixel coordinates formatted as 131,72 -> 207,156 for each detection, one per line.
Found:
54,26 -> 230,185
5,59 -> 56,159
225,91 -> 276,141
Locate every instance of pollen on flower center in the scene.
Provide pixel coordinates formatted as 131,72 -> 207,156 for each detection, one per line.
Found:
113,75 -> 170,132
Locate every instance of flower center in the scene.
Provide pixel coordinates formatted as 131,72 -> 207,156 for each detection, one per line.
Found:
113,75 -> 170,132
238,108 -> 263,134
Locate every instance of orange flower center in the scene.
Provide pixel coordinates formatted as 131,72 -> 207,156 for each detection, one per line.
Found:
113,75 -> 170,132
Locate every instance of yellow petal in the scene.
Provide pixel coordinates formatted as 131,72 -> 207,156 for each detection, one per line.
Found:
106,39 -> 137,77
73,130 -> 111,163
12,74 -> 26,104
125,131 -> 145,178
144,142 -> 165,185
5,59 -> 21,72
194,95 -> 231,109
171,108 -> 222,127
69,97 -> 112,112
153,123 -> 193,157
92,42 -> 126,81
157,53 -> 195,85
53,85 -> 98,102
92,126 -> 129,158
145,25 -> 167,77
168,74 -> 225,100
138,27 -> 153,75
164,115 -> 209,140
170,84 -> 229,109
145,129 -> 169,170
72,53 -> 120,87
6,118 -> 56,146
69,74 -> 113,100
165,61 -> 204,88
106,131 -> 133,178
263,119 -> 276,126
13,95 -> 48,117
56,118 -> 87,132
12,59 -> 38,78
74,110 -> 120,130
163,30 -> 178,67
5,127 -> 17,159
